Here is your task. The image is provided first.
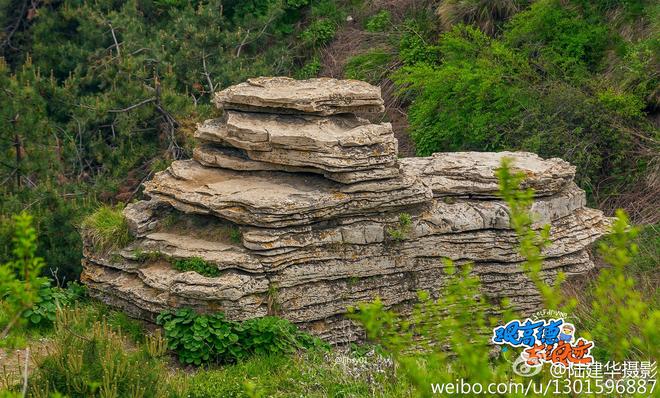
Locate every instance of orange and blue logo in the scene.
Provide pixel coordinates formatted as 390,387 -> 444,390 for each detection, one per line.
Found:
492,318 -> 594,368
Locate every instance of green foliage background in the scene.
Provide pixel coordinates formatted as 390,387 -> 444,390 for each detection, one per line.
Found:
0,0 -> 351,282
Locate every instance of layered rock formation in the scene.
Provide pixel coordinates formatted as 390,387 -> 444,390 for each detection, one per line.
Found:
81,77 -> 610,344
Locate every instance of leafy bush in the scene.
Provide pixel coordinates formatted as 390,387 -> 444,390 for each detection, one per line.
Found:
295,56 -> 321,79
300,19 -> 337,47
172,257 -> 220,277
394,25 -> 529,154
504,0 -> 609,77
398,21 -> 442,66
22,281 -> 86,328
365,10 -> 391,32
395,14 -> 654,202
80,205 -> 132,252
156,308 -> 323,365
585,211 -> 659,361
0,213 -> 45,342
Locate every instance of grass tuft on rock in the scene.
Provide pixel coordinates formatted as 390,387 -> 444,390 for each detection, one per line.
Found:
80,205 -> 132,252
173,257 -> 220,277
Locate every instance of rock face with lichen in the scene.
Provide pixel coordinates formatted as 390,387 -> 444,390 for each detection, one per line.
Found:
81,77 -> 610,344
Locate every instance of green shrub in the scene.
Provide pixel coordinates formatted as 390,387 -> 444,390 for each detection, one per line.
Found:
0,213 -> 45,343
597,88 -> 645,119
585,211 -> 659,361
300,19 -> 336,46
504,0 -> 609,77
22,281 -> 86,328
27,307 -> 185,398
172,257 -> 220,277
295,56 -> 321,79
156,308 -> 323,366
365,10 -> 391,32
80,205 -> 132,252
394,25 -> 530,155
395,17 -> 653,201
398,20 -> 442,66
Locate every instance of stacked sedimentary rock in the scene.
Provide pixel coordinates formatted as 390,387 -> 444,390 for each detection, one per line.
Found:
81,77 -> 610,344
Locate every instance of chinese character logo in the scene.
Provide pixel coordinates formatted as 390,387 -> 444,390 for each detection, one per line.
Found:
492,318 -> 594,368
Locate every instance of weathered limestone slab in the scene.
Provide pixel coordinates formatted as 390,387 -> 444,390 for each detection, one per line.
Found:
214,77 -> 385,115
195,112 -> 396,167
143,160 -> 432,228
82,260 -> 269,322
82,77 -> 611,345
240,182 -> 586,252
400,151 -> 575,197
194,144 -> 401,184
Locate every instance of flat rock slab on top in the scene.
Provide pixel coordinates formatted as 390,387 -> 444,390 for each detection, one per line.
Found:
214,77 -> 385,115
400,151 -> 576,197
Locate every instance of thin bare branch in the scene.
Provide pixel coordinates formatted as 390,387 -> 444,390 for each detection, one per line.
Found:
107,21 -> 121,58
108,97 -> 156,113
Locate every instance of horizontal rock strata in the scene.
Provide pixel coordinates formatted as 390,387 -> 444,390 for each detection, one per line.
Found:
82,77 -> 610,344
214,77 -> 385,115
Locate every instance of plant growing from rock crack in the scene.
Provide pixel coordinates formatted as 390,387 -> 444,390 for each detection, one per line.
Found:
267,283 -> 281,315
229,227 -> 242,244
133,249 -> 167,263
386,213 -> 413,242
172,257 -> 220,277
